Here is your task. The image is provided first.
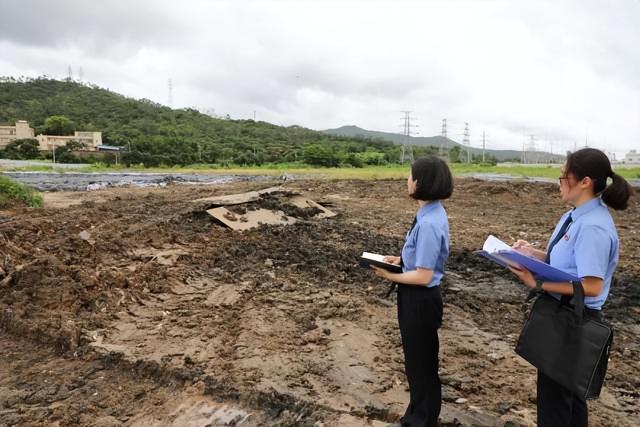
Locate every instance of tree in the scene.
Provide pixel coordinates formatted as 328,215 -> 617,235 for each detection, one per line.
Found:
53,140 -> 88,163
302,144 -> 340,167
44,115 -> 76,135
2,138 -> 40,159
449,145 -> 462,163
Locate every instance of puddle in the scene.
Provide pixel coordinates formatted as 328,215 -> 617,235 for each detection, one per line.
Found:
2,172 -> 275,191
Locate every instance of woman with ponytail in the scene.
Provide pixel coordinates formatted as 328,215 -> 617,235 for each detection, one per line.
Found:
510,148 -> 633,426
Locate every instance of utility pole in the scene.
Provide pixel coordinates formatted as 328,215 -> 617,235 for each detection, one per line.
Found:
463,122 -> 470,163
253,110 -> 256,121
482,131 -> 486,163
522,131 -> 527,164
399,111 -> 417,163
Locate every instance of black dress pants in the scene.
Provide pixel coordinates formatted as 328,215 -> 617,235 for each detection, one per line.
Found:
536,305 -> 604,426
537,371 -> 588,427
397,284 -> 443,427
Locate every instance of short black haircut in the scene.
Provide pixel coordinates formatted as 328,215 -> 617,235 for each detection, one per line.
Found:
410,156 -> 453,201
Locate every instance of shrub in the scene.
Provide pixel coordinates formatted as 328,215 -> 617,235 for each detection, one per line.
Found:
0,176 -> 43,208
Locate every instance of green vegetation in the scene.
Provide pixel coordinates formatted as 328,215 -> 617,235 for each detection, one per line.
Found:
43,115 -> 76,135
1,138 -> 40,159
0,77 -> 411,166
0,176 -> 43,208
0,77 -> 491,167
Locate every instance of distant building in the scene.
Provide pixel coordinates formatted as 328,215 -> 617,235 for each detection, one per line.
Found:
0,120 -> 102,151
623,150 -> 640,164
0,120 -> 35,148
36,131 -> 102,151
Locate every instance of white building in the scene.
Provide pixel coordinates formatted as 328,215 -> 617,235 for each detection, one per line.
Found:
36,131 -> 102,151
623,150 -> 640,164
0,120 -> 35,148
0,120 -> 102,151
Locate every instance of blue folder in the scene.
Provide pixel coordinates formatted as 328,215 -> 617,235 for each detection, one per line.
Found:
476,249 -> 580,282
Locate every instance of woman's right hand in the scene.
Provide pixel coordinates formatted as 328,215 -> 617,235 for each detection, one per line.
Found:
512,240 -> 535,256
383,255 -> 401,265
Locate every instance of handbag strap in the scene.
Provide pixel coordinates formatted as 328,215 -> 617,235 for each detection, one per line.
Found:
570,280 -> 585,322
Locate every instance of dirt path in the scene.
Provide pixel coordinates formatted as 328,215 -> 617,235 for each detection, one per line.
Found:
1,179 -> 638,426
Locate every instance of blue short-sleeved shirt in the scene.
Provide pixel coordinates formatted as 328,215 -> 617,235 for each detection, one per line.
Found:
547,197 -> 619,310
401,201 -> 449,287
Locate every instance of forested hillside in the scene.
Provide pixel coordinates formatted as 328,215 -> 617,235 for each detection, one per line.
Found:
0,77 -> 442,166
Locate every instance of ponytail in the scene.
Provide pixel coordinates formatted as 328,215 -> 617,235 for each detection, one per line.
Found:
602,172 -> 634,210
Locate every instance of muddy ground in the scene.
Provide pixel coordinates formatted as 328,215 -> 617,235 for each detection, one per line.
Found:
0,178 -> 638,426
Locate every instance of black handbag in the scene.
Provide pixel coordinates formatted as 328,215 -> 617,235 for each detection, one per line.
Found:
515,281 -> 613,400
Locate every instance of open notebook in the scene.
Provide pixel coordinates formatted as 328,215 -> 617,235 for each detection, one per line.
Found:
359,252 -> 403,274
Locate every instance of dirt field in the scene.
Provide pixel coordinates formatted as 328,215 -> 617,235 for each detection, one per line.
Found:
1,178 -> 638,426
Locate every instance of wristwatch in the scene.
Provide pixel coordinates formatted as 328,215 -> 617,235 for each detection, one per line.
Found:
535,279 -> 544,292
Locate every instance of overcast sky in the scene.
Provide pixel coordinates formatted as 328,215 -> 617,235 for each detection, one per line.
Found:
1,0 -> 639,157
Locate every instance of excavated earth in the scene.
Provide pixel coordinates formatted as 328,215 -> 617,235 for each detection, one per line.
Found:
0,178 -> 638,426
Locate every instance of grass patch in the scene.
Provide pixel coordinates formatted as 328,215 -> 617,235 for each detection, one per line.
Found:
0,176 -> 43,208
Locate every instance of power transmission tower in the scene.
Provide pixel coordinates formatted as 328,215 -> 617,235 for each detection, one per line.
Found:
399,111 -> 417,163
482,131 -> 486,163
78,67 -> 84,82
168,78 -> 173,108
463,122 -> 470,163
67,65 -> 73,81
440,118 -> 448,159
528,134 -> 536,163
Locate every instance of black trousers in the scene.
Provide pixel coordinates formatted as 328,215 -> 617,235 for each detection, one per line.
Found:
397,284 -> 443,427
536,307 -> 602,427
537,371 -> 588,426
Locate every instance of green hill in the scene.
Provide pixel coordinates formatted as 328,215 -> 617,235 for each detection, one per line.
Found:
324,125 -> 451,148
0,77 -> 402,166
1,77 -> 555,167
323,125 -> 564,163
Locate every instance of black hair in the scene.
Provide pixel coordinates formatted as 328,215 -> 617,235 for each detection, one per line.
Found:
565,148 -> 634,210
410,156 -> 453,201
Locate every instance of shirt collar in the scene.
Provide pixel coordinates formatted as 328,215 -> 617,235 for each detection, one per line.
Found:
417,200 -> 442,220
571,196 -> 603,221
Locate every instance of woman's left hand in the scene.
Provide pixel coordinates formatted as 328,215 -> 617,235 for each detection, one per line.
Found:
370,265 -> 391,280
507,265 -> 536,289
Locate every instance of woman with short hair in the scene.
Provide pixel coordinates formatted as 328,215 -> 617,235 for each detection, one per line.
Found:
371,156 -> 453,427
